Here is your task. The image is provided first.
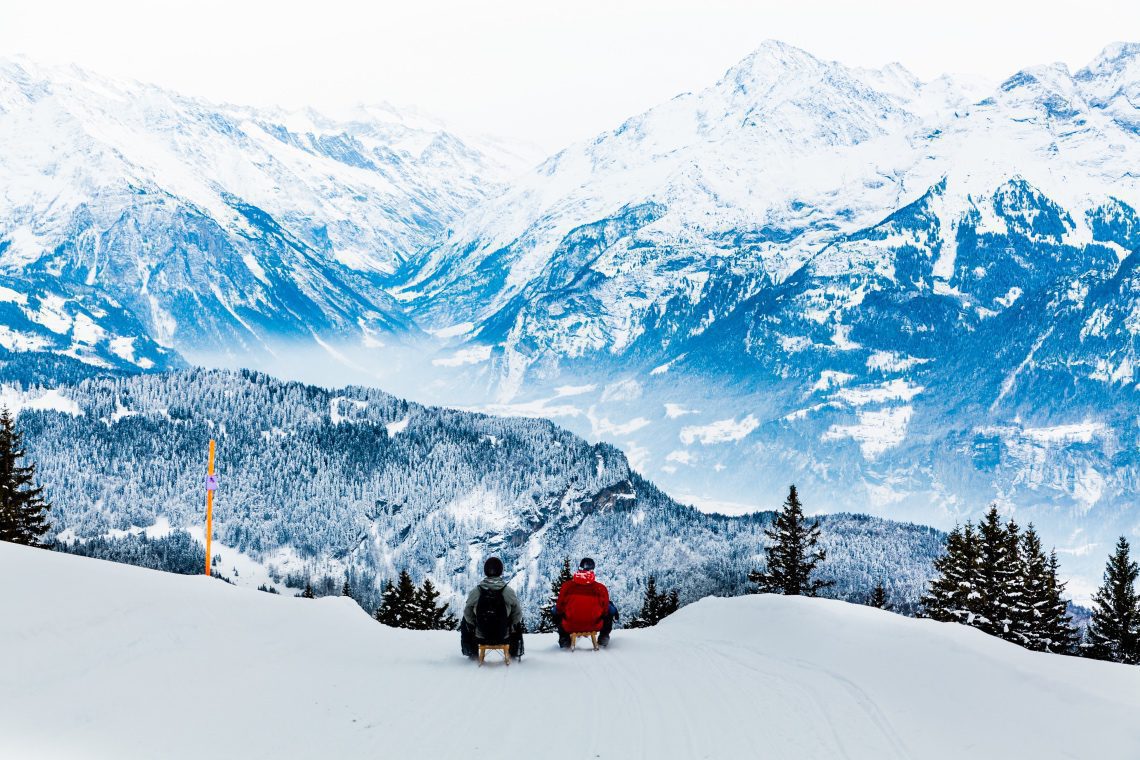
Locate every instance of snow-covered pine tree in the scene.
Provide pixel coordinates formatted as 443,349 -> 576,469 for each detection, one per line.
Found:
626,575 -> 661,628
975,506 -> 1017,640
1041,550 -> 1078,655
1017,525 -> 1077,653
1085,536 -> 1140,664
1003,518 -> 1033,646
748,485 -> 833,597
302,583 -> 315,599
921,524 -> 961,620
413,578 -> 457,630
341,577 -> 352,598
868,582 -> 890,610
393,570 -> 418,629
537,557 -> 573,632
374,580 -> 401,627
1017,525 -> 1050,650
627,576 -> 681,628
0,408 -> 52,547
921,523 -> 981,624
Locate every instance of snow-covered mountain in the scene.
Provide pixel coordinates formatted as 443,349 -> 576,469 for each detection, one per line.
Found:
2,43 -> 1138,593
386,42 -> 1140,591
0,57 -> 535,367
396,41 -> 988,365
4,542 -> 1139,759
400,41 -> 1138,368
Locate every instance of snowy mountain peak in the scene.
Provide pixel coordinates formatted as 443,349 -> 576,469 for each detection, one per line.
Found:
1080,40 -> 1140,76
1074,42 -> 1140,133
711,40 -> 936,147
721,39 -> 825,88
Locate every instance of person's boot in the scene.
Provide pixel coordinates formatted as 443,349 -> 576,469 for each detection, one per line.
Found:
598,633 -> 610,647
558,633 -> 571,649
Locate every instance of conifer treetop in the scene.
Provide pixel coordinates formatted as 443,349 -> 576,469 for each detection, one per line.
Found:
748,485 -> 833,597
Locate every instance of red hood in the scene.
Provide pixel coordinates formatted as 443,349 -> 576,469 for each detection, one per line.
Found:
571,570 -> 596,584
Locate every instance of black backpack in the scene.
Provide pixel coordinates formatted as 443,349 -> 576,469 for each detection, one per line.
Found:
475,587 -> 510,643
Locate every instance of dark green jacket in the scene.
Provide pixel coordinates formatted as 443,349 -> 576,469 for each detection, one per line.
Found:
463,577 -> 523,638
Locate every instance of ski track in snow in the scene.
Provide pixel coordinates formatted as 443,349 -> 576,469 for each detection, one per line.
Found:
2,543 -> 1139,760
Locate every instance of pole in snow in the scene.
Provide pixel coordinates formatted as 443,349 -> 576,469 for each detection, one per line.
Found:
204,439 -> 217,577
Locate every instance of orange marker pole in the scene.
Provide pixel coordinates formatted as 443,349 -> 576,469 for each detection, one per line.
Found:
204,439 -> 216,577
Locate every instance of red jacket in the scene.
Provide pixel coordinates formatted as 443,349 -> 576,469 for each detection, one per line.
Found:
556,571 -> 610,632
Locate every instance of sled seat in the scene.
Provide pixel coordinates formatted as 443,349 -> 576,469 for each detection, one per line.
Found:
478,644 -> 511,666
569,631 -> 599,651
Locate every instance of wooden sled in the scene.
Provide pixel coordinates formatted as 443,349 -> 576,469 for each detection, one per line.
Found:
569,631 -> 599,651
478,644 -> 511,666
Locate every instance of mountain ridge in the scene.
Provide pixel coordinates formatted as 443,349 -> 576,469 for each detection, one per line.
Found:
4,363 -> 944,615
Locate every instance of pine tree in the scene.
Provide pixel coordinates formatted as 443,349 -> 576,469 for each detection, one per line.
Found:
868,582 -> 889,610
341,577 -> 352,598
1040,550 -> 1078,655
921,523 -> 981,624
302,582 -> 315,599
1017,525 -> 1049,649
537,557 -> 573,632
413,578 -> 458,630
374,580 -> 401,627
1086,536 -> 1140,664
0,408 -> 52,547
627,576 -> 681,628
1017,525 -> 1077,653
626,575 -> 662,629
974,506 -> 1018,640
396,569 -> 424,628
749,485 -> 833,596
641,575 -> 663,627
1003,518 -> 1033,646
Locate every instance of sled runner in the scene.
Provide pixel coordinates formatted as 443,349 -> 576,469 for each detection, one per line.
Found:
569,631 -> 599,651
478,643 -> 511,666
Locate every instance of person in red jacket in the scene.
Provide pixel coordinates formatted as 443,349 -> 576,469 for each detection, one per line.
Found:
555,557 -> 616,648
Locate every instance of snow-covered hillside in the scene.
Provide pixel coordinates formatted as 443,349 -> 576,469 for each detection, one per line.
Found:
10,366 -> 944,615
0,57 -> 535,366
2,542 -> 1137,759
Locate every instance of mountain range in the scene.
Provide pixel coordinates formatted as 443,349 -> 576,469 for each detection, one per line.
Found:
1,42 -> 1138,592
0,57 -> 535,368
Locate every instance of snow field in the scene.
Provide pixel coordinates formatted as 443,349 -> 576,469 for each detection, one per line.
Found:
3,542 -> 1139,759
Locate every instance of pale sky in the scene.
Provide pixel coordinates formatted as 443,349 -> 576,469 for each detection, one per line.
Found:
2,0 -> 1137,150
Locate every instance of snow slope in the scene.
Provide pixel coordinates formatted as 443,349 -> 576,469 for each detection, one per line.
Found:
3,543 -> 1138,759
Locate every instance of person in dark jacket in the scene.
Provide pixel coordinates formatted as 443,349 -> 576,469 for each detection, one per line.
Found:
555,557 -> 616,648
460,556 -> 525,659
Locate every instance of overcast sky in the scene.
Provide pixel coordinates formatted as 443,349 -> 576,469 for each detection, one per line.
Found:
2,0 -> 1136,150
